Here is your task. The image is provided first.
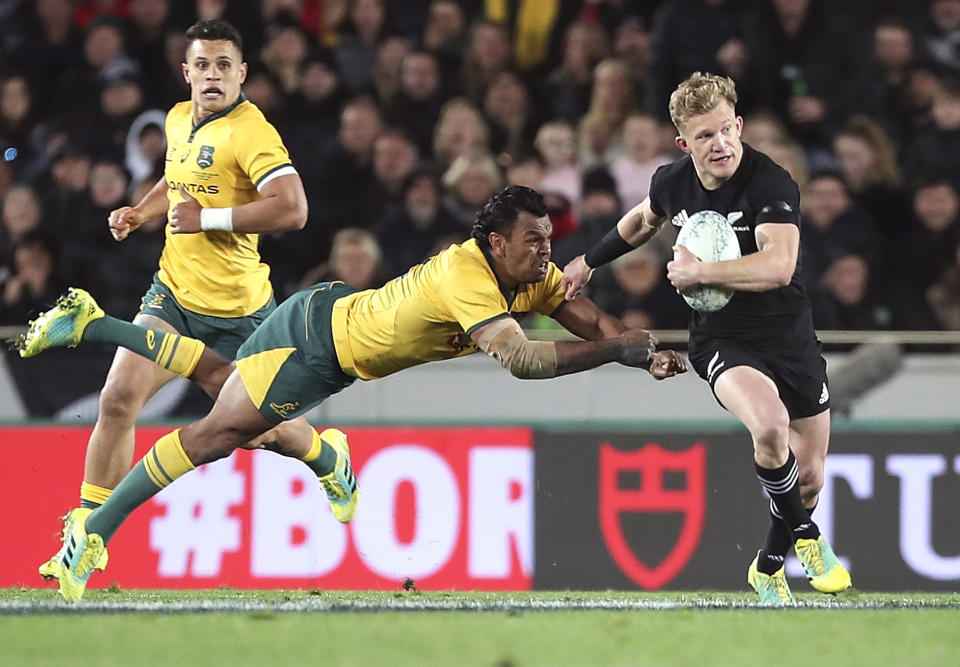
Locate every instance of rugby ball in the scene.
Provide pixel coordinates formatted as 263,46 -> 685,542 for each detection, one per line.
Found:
674,209 -> 741,312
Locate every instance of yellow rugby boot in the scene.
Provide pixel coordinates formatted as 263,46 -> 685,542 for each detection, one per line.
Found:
747,551 -> 794,605
795,536 -> 852,594
38,508 -> 109,581
57,510 -> 106,603
16,288 -> 104,357
317,428 -> 360,523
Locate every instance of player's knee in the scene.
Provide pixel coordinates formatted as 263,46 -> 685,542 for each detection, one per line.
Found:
798,467 -> 824,499
98,378 -> 150,421
185,426 -> 248,464
752,417 -> 788,450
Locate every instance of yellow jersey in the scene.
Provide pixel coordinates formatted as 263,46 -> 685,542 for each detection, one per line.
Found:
331,238 -> 567,379
159,94 -> 297,316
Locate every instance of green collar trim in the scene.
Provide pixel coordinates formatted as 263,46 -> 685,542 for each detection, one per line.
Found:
189,93 -> 246,141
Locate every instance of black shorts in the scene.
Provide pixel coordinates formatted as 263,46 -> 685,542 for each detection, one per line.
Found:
688,339 -> 830,419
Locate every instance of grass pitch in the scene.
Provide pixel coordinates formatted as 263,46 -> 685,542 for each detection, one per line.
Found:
2,588 -> 958,667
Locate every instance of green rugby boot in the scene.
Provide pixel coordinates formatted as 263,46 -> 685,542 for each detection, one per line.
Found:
795,535 -> 852,594
317,428 -> 360,523
747,551 -> 794,605
38,508 -> 109,581
16,288 -> 104,357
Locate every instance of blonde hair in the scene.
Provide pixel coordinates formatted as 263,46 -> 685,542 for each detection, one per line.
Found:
331,227 -> 382,265
668,72 -> 738,131
441,148 -> 503,191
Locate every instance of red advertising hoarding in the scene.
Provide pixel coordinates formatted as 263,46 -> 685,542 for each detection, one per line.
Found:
0,426 -> 534,591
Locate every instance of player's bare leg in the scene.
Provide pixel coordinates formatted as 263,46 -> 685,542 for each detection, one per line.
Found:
788,410 -> 831,509
716,367 -> 848,595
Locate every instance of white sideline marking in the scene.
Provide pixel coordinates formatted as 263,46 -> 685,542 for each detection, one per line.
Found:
1,597 -> 959,615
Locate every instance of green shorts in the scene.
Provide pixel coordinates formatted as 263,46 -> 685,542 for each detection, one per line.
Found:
235,282 -> 359,423
139,273 -> 276,361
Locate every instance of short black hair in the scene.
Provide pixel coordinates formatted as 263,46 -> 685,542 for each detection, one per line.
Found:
185,19 -> 243,56
471,185 -> 547,250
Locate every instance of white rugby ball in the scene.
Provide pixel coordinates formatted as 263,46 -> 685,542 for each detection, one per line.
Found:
674,209 -> 741,312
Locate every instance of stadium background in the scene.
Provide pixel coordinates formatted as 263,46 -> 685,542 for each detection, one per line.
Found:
0,0 -> 958,593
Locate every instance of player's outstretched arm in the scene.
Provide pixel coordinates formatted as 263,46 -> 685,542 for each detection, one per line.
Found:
562,197 -> 667,300
169,173 -> 308,234
471,316 -> 657,379
552,294 -> 686,380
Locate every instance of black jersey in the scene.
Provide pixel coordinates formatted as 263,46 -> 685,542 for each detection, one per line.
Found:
649,144 -> 817,357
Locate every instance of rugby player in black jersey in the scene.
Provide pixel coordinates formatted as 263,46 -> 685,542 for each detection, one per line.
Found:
563,72 -> 851,603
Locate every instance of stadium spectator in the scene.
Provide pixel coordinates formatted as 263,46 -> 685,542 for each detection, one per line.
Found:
578,59 -> 636,168
539,20 -> 609,123
260,14 -> 312,98
831,115 -> 911,244
1,184 -> 45,271
481,69 -> 538,166
0,231 -> 63,325
369,127 -> 419,222
62,159 -> 131,298
125,0 -> 172,106
301,226 -> 388,290
894,178 -> 960,296
0,74 -> 37,161
606,246 -> 689,330
283,49 -> 347,158
857,17 -> 919,147
534,120 -> 582,212
480,0 -> 578,76
918,0 -> 960,76
461,19 -> 512,102
303,94 -> 382,233
612,14 -> 655,110
441,149 -> 504,228
421,0 -> 467,95
372,35 -> 411,106
609,112 -> 673,209
904,77 -> 960,187
123,109 -> 166,193
385,49 -> 444,156
649,0 -> 754,121
927,242 -> 960,330
9,0 -> 82,118
333,0 -> 391,94
799,170 -> 885,291
55,16 -> 130,115
37,141 -> 93,239
373,166 -> 464,277
432,96 -> 490,168
747,0 -> 870,154
810,253 -> 899,331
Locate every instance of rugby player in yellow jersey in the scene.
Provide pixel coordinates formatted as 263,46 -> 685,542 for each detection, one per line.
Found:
36,19 -> 317,581
19,185 -> 687,601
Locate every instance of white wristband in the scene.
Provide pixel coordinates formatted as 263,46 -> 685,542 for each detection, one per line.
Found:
200,207 -> 234,232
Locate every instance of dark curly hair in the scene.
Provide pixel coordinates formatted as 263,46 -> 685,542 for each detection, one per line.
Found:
471,185 -> 547,251
185,20 -> 243,56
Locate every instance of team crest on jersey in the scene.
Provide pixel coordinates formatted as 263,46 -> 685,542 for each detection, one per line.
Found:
598,442 -> 706,589
197,145 -> 215,169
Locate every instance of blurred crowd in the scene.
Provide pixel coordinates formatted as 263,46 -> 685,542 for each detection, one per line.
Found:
1,0 -> 959,334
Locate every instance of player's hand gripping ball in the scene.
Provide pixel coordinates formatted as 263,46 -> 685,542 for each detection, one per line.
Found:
674,210 -> 741,312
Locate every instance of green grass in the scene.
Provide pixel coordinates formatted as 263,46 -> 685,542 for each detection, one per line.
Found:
2,589 -> 959,667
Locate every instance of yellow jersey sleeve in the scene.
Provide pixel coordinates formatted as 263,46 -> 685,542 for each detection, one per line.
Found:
233,114 -> 296,190
436,253 -> 510,334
